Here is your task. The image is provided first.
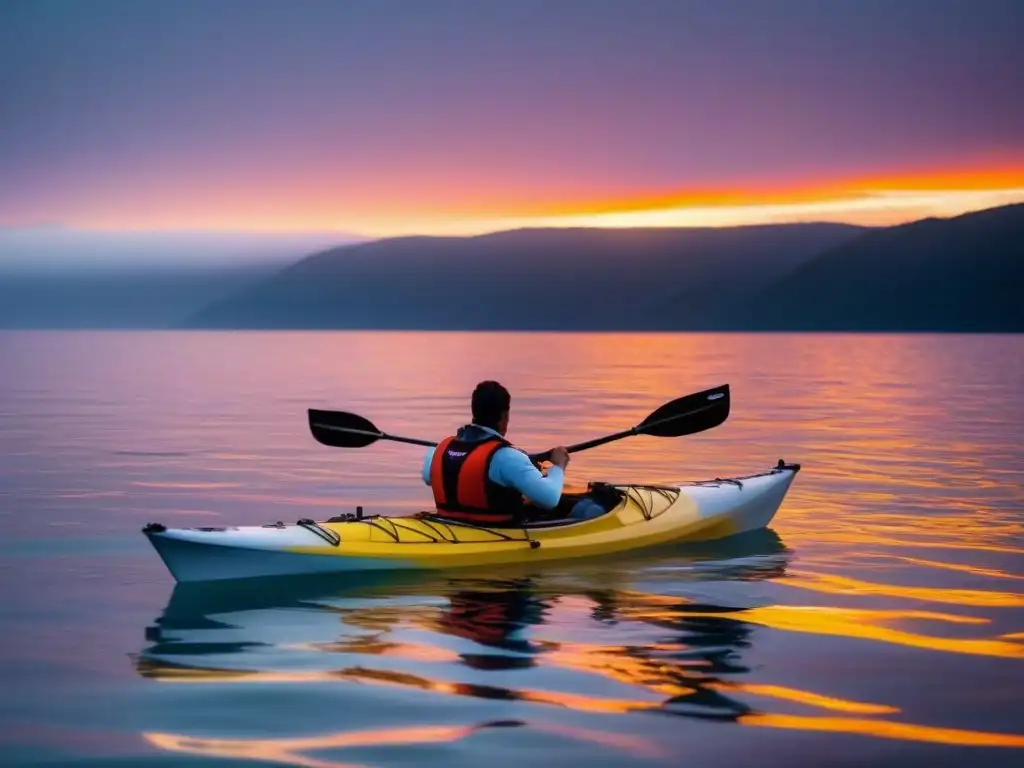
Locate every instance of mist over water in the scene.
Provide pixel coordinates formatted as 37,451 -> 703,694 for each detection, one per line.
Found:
0,330 -> 1021,766
0,228 -> 362,329
0,228 -> 357,270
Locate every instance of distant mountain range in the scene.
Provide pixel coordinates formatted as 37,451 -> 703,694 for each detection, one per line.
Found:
182,202 -> 1024,332
2,203 -> 1021,331
718,202 -> 1024,332
180,222 -> 868,331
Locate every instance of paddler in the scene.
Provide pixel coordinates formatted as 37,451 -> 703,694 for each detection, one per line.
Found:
421,380 -> 573,525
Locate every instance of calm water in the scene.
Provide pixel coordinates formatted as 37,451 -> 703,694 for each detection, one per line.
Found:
0,330 -> 1022,767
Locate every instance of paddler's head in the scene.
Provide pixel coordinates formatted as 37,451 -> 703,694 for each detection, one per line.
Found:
472,380 -> 511,436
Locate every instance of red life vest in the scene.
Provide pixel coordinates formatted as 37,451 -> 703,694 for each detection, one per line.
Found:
429,433 -> 526,525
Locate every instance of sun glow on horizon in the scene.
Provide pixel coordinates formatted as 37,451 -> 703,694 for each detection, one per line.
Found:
12,163 -> 1024,241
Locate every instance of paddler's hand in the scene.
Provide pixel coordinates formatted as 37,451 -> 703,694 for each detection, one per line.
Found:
548,446 -> 569,470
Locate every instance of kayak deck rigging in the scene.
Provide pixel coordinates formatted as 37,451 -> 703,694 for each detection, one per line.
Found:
287,481 -> 684,548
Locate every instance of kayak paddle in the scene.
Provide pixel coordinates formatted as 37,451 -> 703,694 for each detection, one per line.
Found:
530,383 -> 730,463
306,410 -> 437,449
308,383 -> 730,462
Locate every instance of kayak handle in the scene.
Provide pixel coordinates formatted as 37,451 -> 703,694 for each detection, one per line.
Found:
297,518 -> 341,547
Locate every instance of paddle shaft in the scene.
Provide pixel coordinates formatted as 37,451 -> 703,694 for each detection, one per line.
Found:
529,401 -> 718,463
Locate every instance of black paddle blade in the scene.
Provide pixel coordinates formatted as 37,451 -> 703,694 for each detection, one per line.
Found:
529,383 -> 732,463
637,384 -> 730,437
308,409 -> 383,448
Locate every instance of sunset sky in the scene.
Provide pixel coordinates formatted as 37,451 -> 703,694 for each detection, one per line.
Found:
2,0 -> 1023,239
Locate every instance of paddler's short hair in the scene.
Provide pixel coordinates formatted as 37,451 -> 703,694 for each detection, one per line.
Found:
472,380 -> 511,429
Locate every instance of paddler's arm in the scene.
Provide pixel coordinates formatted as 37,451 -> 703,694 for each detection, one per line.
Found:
493,447 -> 565,510
421,447 -> 435,485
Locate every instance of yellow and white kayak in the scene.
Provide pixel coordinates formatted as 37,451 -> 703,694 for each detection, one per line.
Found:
142,460 -> 801,583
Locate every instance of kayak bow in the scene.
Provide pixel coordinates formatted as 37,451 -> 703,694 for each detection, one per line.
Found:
142,460 -> 801,583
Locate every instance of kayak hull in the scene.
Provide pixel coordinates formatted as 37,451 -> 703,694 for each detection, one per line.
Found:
143,461 -> 801,583
142,535 -> 417,582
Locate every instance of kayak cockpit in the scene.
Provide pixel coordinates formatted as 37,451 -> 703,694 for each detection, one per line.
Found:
318,480 -> 633,531
430,480 -> 641,530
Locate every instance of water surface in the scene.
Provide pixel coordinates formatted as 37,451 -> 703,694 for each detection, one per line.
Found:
0,331 -> 1021,766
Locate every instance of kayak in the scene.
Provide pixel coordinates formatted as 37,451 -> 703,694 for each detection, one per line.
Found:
143,460 -> 800,583
142,459 -> 801,583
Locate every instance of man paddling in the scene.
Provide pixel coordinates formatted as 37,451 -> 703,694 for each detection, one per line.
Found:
421,380 -> 571,525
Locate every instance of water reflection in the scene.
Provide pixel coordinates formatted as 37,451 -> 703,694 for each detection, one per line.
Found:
134,533 -> 787,762
138,549 -> 785,722
133,526 -> 1024,762
144,718 -> 671,767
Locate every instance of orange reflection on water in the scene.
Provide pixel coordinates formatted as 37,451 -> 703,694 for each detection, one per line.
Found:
884,555 -> 1024,582
136,664 -> 337,685
539,643 -> 695,699
536,642 -> 912,718
712,683 -> 899,715
743,713 -> 1024,748
665,605 -> 1024,659
817,533 -> 1022,557
137,659 -> 668,715
302,665 -> 669,716
597,585 -> 1024,660
773,503 -> 1018,579
783,569 -> 1024,608
515,688 -> 663,714
284,638 -> 462,663
144,718 -> 666,767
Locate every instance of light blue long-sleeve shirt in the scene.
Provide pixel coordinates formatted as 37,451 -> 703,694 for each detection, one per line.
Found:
421,424 -> 565,510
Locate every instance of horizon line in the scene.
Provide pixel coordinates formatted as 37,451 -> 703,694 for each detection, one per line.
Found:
4,183 -> 1024,242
